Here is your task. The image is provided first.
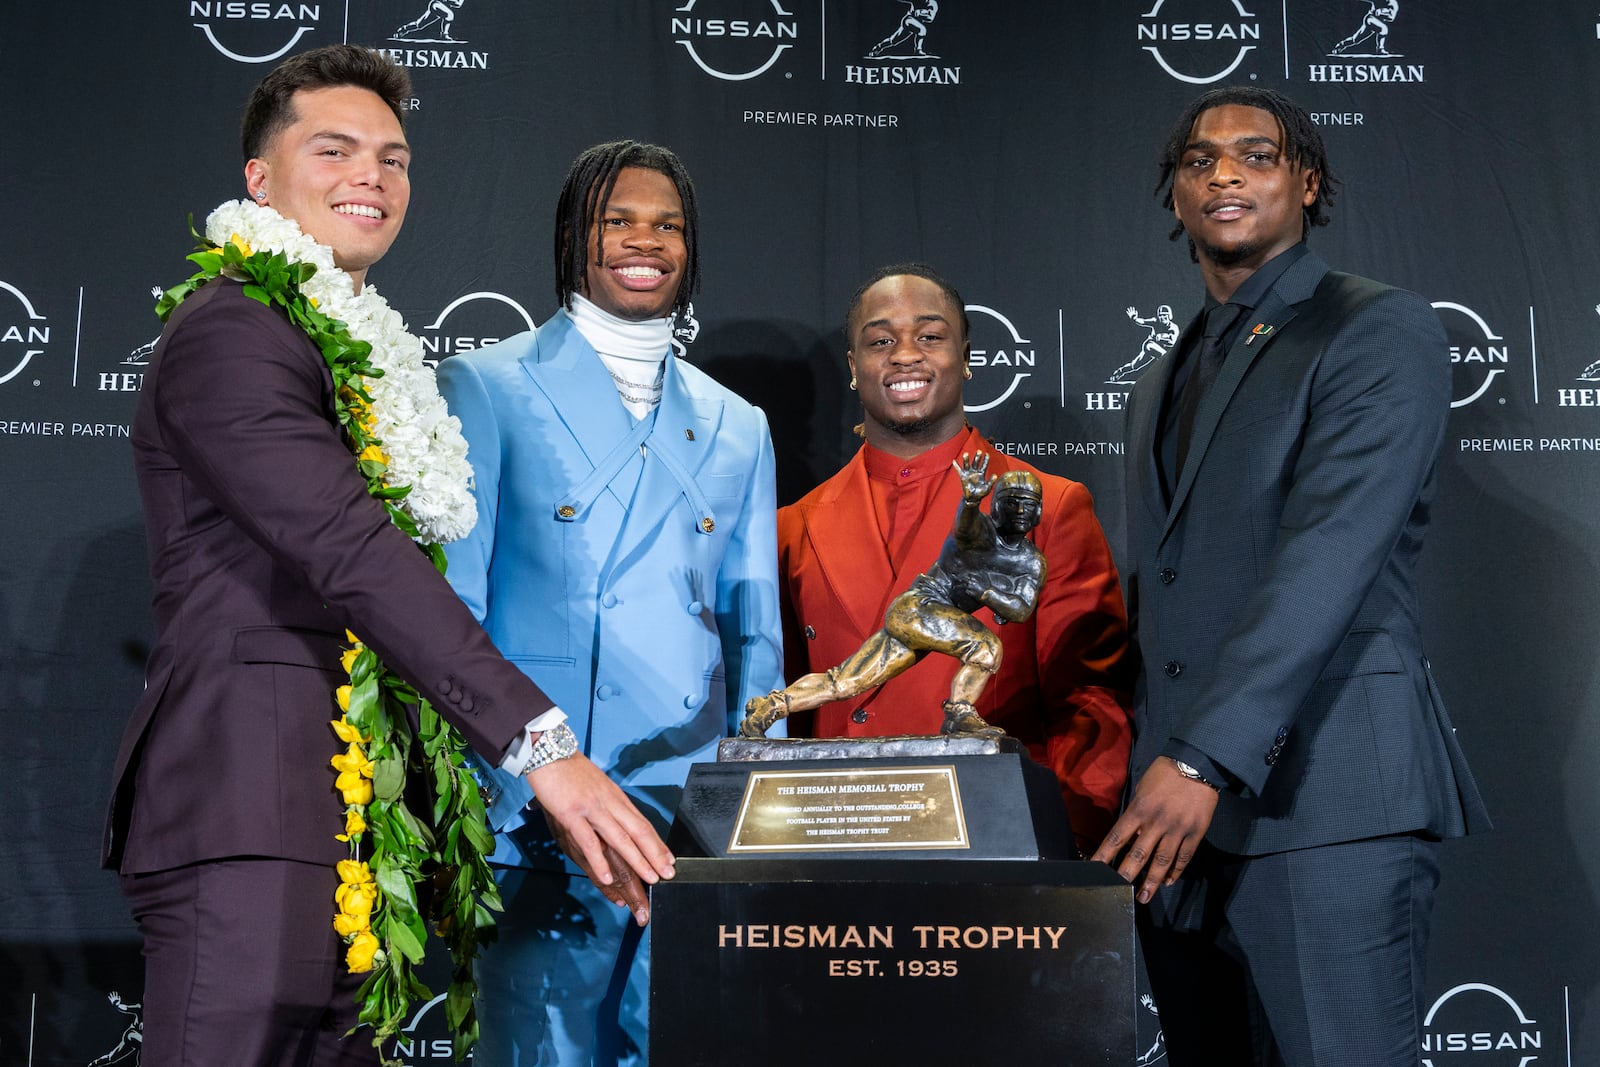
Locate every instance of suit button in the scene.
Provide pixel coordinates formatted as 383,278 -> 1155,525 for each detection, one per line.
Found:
1159,568 -> 1176,584
597,685 -> 614,701
686,600 -> 703,615
701,517 -> 715,533
851,709 -> 868,724
557,504 -> 576,518
803,626 -> 816,640
685,428 -> 696,441
683,694 -> 698,709
601,592 -> 618,608
1163,661 -> 1182,677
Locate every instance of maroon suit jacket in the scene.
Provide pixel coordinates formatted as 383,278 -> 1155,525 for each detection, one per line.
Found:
779,427 -> 1135,847
105,278 -> 551,874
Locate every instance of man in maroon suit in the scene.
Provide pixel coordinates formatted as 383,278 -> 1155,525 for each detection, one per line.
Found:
104,45 -> 673,1066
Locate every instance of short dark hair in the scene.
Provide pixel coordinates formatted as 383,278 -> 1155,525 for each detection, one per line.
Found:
844,262 -> 970,345
553,140 -> 701,320
1156,85 -> 1340,258
241,44 -> 411,162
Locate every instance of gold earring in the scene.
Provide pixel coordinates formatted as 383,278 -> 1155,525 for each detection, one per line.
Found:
963,367 -> 972,380
849,377 -> 857,391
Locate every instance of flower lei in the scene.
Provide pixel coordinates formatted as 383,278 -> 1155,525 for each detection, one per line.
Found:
157,200 -> 499,1062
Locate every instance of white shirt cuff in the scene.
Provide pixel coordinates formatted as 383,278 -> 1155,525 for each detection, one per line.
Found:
497,707 -> 568,774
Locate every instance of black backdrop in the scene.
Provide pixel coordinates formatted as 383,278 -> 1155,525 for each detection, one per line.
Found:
3,3 -> 1597,1064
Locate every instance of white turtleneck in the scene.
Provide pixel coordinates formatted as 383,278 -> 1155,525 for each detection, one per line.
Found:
569,293 -> 673,419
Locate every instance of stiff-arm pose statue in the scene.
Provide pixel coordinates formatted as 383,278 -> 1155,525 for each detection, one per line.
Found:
742,451 -> 1044,739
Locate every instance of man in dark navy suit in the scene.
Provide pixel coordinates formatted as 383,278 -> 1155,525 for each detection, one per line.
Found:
1093,86 -> 1490,1065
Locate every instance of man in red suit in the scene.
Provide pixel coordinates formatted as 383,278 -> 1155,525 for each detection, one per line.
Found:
774,264 -> 1134,850
104,45 -> 672,1066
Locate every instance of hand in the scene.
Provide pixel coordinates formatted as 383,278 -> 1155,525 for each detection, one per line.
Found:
1126,306 -> 1138,318
1089,757 -> 1219,904
954,451 -> 995,503
528,754 -> 676,925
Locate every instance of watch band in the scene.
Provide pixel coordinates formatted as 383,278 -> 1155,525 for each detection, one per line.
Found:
1169,756 -> 1220,790
519,722 -> 579,777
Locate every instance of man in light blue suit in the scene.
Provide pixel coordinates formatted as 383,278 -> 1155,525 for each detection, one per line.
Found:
437,141 -> 783,1065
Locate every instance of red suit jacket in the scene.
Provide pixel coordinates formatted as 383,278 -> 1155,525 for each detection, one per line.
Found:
104,278 -> 551,874
779,427 -> 1134,846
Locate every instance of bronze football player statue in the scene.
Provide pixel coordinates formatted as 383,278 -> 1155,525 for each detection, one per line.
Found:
741,451 -> 1045,739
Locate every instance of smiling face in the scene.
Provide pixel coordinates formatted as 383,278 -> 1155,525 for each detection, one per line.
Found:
846,273 -> 970,457
580,166 -> 688,321
1172,103 -> 1319,298
244,85 -> 410,292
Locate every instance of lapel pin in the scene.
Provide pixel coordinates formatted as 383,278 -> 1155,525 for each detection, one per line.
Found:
1245,323 -> 1275,346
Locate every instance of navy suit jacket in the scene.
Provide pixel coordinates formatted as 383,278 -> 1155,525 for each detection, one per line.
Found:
106,278 -> 549,873
1123,249 -> 1490,855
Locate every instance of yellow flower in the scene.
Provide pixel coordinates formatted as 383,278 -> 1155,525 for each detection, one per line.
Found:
340,777 -> 374,806
345,930 -> 380,973
358,443 -> 388,465
332,743 -> 374,778
339,807 -> 368,840
337,858 -> 374,886
335,684 -> 352,712
339,646 -> 360,674
333,745 -> 376,806
333,910 -> 367,937
228,233 -> 253,257
336,878 -> 378,920
330,717 -> 366,744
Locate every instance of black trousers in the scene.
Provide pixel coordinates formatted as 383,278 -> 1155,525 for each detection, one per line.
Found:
1138,834 -> 1440,1067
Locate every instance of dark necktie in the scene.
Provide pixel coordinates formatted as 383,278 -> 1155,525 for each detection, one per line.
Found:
1174,302 -> 1239,478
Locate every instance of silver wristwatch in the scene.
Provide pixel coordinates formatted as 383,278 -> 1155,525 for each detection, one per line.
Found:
1169,757 -> 1220,790
519,722 -> 579,776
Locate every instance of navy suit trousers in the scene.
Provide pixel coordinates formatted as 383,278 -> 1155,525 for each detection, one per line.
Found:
1138,834 -> 1440,1067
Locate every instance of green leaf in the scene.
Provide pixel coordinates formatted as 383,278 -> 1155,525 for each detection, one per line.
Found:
372,756 -> 406,802
387,914 -> 426,964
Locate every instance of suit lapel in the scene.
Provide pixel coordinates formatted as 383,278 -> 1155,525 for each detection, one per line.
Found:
1133,318 -> 1200,528
800,451 -> 896,638
608,356 -> 727,564
519,312 -> 643,513
1161,252 -> 1329,540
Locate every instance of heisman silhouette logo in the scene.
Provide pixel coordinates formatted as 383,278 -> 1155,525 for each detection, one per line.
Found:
188,2 -> 322,65
1578,304 -> 1600,382
391,0 -> 467,44
1309,0 -> 1424,82
672,302 -> 702,357
1328,0 -> 1400,58
671,0 -> 799,82
867,0 -> 941,60
1110,303 -> 1180,384
88,991 -> 143,1066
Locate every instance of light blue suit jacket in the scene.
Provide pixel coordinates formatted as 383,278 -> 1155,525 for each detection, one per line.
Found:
438,310 -> 784,871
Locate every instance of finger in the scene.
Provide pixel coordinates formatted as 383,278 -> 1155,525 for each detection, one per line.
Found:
562,819 -> 616,886
603,845 -> 652,924
594,812 -> 675,886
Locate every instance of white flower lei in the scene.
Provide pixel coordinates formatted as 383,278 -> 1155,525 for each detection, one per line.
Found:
204,199 -> 476,543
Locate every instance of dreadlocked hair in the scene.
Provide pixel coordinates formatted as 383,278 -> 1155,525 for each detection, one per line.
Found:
1155,86 -> 1340,257
553,140 -> 700,320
